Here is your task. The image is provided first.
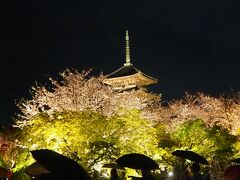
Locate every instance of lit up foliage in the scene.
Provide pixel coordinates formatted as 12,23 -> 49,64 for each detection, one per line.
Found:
13,68 -> 161,178
159,93 -> 240,135
13,68 -> 240,179
0,132 -> 16,169
14,110 -> 159,177
156,93 -> 240,178
158,119 -> 237,160
16,69 -> 161,127
156,119 -> 238,179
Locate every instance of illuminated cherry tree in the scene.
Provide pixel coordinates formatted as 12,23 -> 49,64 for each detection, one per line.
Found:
158,93 -> 240,134
12,68 -> 240,179
16,69 -> 161,128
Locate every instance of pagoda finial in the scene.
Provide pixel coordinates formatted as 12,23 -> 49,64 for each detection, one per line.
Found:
124,30 -> 131,66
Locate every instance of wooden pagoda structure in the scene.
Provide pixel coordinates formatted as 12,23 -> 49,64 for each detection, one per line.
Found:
104,31 -> 158,91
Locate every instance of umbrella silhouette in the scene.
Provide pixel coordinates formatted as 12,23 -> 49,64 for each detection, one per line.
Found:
25,162 -> 50,177
102,163 -> 125,170
31,149 -> 91,180
116,153 -> 159,170
172,150 -> 209,165
34,173 -> 60,180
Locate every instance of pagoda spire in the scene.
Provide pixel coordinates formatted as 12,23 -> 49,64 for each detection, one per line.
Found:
104,31 -> 158,91
124,30 -> 131,66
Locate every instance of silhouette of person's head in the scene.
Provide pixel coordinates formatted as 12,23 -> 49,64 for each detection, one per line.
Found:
141,169 -> 154,180
190,163 -> 200,174
110,169 -> 119,180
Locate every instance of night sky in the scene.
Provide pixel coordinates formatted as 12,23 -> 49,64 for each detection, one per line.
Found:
0,0 -> 240,125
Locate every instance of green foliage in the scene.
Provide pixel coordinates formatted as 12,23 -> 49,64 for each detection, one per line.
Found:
207,125 -> 237,160
6,67 -> 239,179
157,119 -> 238,167
13,147 -> 34,172
15,109 -> 159,176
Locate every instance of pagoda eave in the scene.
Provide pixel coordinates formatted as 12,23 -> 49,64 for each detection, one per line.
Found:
104,72 -> 157,89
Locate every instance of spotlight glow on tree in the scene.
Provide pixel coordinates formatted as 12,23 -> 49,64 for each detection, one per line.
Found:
16,69 -> 161,127
14,110 -> 160,177
11,69 -> 240,179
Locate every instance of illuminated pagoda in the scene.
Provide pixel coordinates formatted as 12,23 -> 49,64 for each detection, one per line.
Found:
104,31 -> 158,91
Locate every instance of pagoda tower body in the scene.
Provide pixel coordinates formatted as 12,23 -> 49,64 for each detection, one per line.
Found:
104,31 -> 158,91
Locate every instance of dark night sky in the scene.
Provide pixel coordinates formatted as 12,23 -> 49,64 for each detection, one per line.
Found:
0,0 -> 240,125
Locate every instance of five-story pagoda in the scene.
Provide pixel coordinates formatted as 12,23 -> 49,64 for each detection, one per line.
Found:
104,31 -> 158,91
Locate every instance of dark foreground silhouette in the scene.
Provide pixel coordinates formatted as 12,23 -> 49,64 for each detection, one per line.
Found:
26,149 -> 91,180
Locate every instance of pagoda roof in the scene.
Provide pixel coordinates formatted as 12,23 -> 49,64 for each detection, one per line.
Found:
107,64 -> 157,83
107,64 -> 138,78
104,31 -> 158,90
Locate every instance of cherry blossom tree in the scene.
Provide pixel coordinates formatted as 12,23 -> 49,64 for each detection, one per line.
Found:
16,69 -> 161,128
13,68 -> 240,179
158,93 -> 240,134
